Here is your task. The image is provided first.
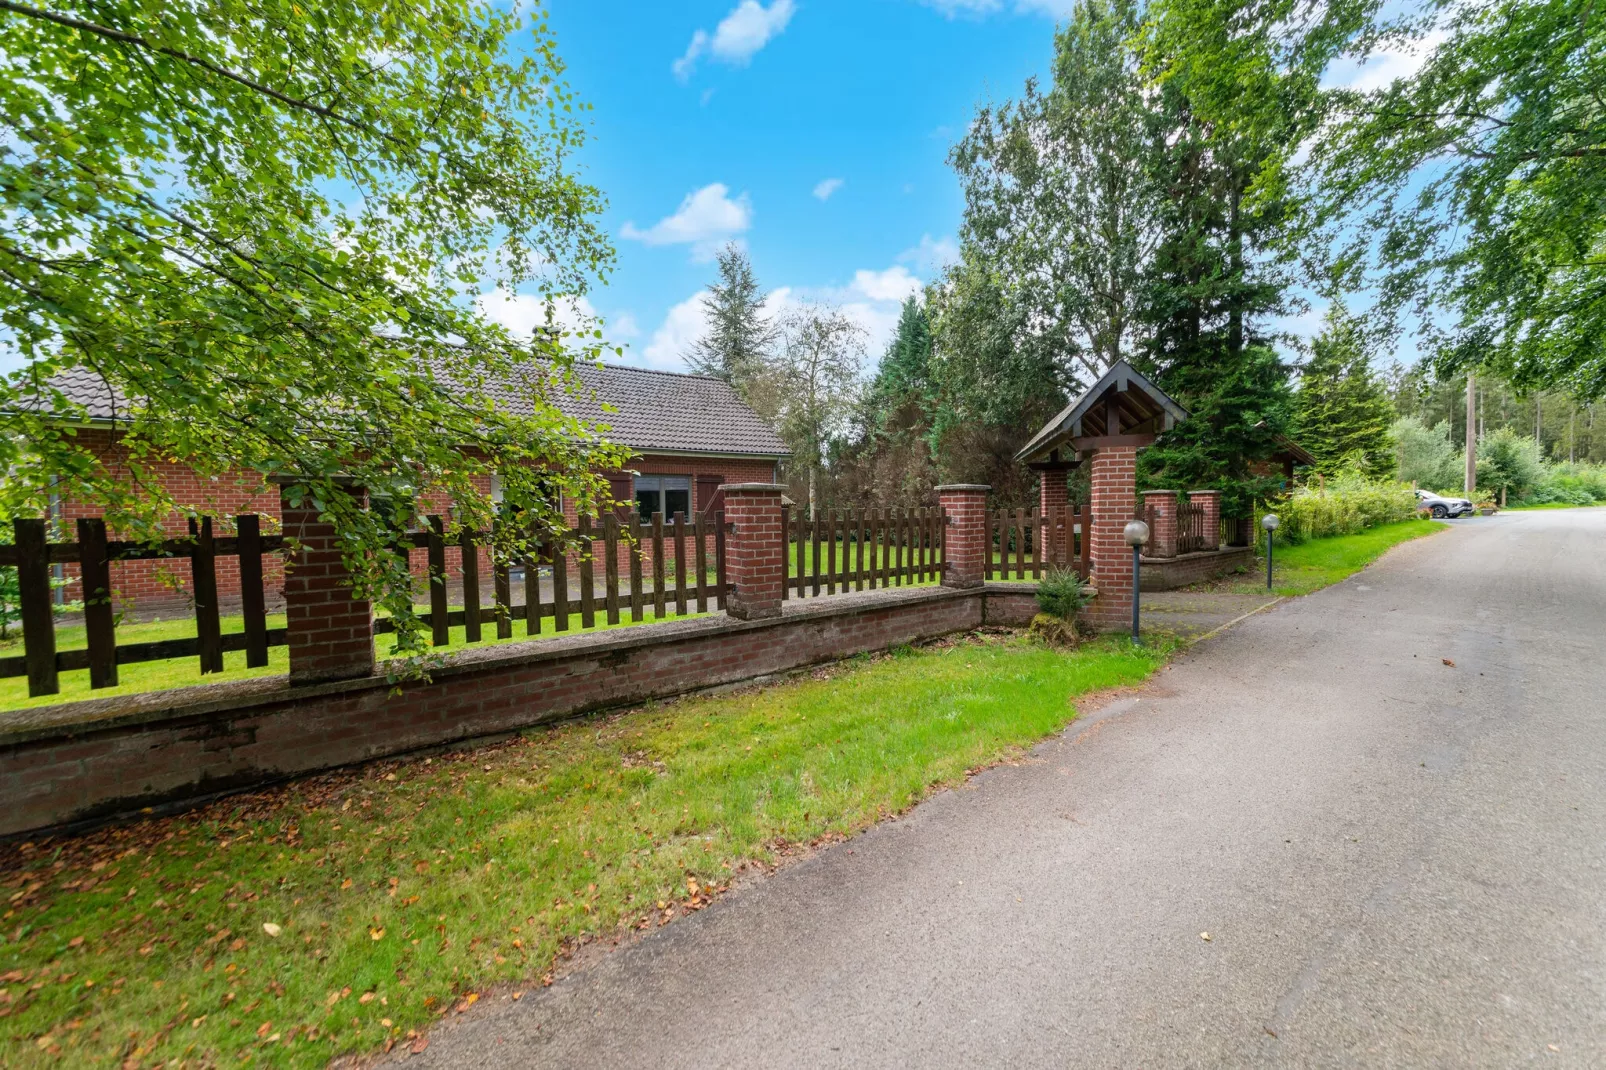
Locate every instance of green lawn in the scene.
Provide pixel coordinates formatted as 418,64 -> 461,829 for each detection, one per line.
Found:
0,634 -> 1169,1067
0,607 -> 711,713
1213,518 -> 1443,597
1501,501 -> 1606,511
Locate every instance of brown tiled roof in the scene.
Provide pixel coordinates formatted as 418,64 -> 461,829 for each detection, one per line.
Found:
37,361 -> 790,458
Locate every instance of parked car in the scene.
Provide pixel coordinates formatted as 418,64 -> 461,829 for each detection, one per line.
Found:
1415,489 -> 1476,518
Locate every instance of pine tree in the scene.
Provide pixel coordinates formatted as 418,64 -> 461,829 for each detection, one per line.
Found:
1294,304 -> 1397,478
1136,76 -> 1298,516
686,244 -> 776,397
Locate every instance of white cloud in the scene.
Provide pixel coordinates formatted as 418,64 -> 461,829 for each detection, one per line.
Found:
639,291 -> 711,370
1324,30 -> 1448,93
850,265 -> 922,304
812,177 -> 844,201
921,0 -> 1076,16
898,233 -> 959,274
620,183 -> 752,261
477,291 -> 598,339
674,0 -> 795,80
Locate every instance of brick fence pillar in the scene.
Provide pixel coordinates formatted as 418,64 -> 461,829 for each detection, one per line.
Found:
1038,469 -> 1071,566
1189,489 -> 1222,550
720,483 -> 786,620
937,484 -> 990,589
280,483 -> 375,684
1087,446 -> 1140,630
1142,490 -> 1179,558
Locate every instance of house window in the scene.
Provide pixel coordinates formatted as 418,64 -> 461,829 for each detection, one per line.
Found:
635,475 -> 691,522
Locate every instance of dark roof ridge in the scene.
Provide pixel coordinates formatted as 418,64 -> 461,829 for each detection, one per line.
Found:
585,360 -> 723,383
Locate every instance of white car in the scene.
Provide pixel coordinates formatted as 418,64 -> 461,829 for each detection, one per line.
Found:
1415,489 -> 1475,518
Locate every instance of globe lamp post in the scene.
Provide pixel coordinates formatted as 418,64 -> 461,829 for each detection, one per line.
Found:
1124,519 -> 1150,643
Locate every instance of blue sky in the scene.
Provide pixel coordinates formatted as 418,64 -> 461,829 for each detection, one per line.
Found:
478,0 -> 1079,370
477,0 -> 1438,376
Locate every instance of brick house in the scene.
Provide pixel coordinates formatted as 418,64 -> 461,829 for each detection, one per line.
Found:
40,362 -> 789,614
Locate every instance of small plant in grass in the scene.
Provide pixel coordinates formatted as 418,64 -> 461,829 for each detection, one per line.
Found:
1030,568 -> 1090,647
1035,567 -> 1090,620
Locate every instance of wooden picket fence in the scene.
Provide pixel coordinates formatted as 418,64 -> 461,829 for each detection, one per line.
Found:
985,505 -> 1093,580
0,516 -> 283,699
0,511 -> 729,699
780,506 -> 945,599
375,510 -> 727,646
1177,496 -> 1209,554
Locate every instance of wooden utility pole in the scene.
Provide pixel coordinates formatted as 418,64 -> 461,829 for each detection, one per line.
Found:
1465,372 -> 1477,498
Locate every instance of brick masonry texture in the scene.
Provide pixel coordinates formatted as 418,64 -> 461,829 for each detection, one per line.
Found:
937,486 -> 990,589
1143,491 -> 1179,559
1189,490 -> 1222,551
0,583 -> 1045,838
1086,447 -> 1140,629
1139,547 -> 1255,591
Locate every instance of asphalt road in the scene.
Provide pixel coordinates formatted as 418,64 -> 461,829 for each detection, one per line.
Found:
404,509 -> 1606,1068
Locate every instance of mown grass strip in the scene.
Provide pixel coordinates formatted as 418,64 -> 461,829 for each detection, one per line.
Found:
1214,518 -> 1443,597
0,633 -> 1169,1067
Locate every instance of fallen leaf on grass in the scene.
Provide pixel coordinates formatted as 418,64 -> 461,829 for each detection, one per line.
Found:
256,1021 -> 272,1037
261,923 -> 281,938
359,992 -> 376,1004
409,1033 -> 429,1054
370,927 -> 386,941
67,936 -> 84,948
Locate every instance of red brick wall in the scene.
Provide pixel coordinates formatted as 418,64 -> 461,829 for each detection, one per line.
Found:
0,584 -> 1011,837
1138,546 -> 1254,591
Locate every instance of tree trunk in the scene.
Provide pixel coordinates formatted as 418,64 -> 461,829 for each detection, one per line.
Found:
808,467 -> 817,522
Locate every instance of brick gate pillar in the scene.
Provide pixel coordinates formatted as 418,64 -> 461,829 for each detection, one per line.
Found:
937,484 -> 990,589
1189,489 -> 1222,550
279,482 -> 375,684
1087,446 -> 1141,630
720,483 -> 787,620
1142,490 -> 1179,558
1038,469 -> 1071,566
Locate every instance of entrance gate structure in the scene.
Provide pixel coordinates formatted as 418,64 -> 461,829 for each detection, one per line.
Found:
1014,361 -> 1190,630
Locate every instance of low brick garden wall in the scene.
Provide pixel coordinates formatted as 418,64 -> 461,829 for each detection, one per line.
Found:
1139,547 -> 1255,591
0,583 -> 1049,838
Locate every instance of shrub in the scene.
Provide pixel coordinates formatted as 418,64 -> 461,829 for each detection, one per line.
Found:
1520,460 -> 1606,506
1035,567 -> 1090,621
1392,416 -> 1464,490
1476,427 -> 1546,502
1264,469 -> 1418,545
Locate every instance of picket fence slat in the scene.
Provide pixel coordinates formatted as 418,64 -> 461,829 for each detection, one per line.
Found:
77,518 -> 117,689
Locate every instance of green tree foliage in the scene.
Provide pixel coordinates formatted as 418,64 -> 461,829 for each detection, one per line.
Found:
0,0 -> 628,657
1476,427 -> 1547,502
772,304 -> 867,518
1391,416 -> 1464,491
1294,304 -> 1396,477
685,243 -> 778,394
1134,60 -> 1301,514
836,297 -> 942,507
943,0 -> 1159,381
1312,0 -> 1606,400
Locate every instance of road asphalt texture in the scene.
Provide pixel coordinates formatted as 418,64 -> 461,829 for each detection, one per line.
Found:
399,508 -> 1606,1068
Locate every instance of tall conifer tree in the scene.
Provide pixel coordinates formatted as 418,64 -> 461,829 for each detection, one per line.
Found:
1294,303 -> 1396,477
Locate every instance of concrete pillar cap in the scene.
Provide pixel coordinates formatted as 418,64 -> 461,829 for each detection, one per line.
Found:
934,484 -> 992,492
717,483 -> 788,493
1142,489 -> 1179,497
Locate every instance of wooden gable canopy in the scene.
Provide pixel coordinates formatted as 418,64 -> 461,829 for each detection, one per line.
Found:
1015,360 -> 1189,467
